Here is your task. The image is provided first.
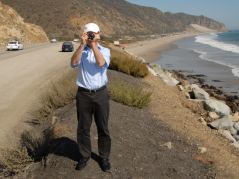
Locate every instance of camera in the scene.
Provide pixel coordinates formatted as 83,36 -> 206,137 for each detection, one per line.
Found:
87,31 -> 95,40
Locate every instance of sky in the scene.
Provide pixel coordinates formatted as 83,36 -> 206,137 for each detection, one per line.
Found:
127,0 -> 239,29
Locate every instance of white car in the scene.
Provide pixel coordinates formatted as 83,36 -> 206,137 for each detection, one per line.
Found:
6,41 -> 24,51
51,38 -> 57,43
73,38 -> 80,42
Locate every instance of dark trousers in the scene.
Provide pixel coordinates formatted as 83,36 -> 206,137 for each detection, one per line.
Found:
76,87 -> 111,160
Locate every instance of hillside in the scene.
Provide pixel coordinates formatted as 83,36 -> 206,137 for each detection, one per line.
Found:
0,2 -> 49,48
2,0 -> 226,40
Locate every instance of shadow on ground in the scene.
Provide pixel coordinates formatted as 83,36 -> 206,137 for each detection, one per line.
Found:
20,71 -> 216,179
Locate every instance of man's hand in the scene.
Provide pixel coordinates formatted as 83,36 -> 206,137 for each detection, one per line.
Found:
86,33 -> 100,47
71,32 -> 87,67
81,32 -> 88,45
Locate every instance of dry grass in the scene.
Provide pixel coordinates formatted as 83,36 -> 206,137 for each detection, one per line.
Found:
29,70 -> 77,124
20,128 -> 54,162
109,80 -> 152,108
0,127 -> 54,176
0,70 -> 77,176
0,147 -> 33,176
109,48 -> 148,78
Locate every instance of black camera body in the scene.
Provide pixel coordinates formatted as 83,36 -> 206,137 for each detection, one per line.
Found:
87,31 -> 95,40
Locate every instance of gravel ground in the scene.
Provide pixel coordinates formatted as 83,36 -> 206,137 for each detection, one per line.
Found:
20,71 -> 216,179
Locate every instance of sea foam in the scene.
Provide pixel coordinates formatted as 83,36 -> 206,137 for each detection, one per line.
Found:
193,49 -> 239,78
195,34 -> 239,54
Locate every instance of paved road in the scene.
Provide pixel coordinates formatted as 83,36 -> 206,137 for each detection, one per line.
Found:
0,42 -> 77,146
0,43 -> 53,61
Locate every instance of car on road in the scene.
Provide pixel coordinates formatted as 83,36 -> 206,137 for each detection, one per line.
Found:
62,42 -> 74,52
73,38 -> 80,42
51,38 -> 57,43
6,41 -> 23,51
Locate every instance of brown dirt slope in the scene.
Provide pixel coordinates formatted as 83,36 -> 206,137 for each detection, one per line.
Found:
0,2 -> 49,48
19,71 -> 216,179
145,74 -> 239,179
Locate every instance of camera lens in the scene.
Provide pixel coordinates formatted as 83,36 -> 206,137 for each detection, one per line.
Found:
87,32 -> 95,40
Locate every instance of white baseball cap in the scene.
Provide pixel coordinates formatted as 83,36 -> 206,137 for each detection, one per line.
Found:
83,23 -> 100,33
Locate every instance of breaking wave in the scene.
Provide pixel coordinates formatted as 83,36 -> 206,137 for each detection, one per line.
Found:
195,34 -> 239,54
192,49 -> 239,78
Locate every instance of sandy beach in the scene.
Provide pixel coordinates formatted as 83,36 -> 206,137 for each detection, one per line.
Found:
126,24 -> 216,62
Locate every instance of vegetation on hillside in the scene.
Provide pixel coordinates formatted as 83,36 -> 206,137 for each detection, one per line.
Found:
109,80 -> 152,109
2,0 -> 226,40
110,48 -> 148,78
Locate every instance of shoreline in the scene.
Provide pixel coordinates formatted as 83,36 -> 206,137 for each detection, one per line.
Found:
126,31 -> 208,63
171,70 -> 239,113
127,29 -> 239,178
125,28 -> 239,113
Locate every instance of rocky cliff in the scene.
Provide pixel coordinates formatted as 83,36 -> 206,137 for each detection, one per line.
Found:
2,0 -> 226,39
0,2 -> 49,48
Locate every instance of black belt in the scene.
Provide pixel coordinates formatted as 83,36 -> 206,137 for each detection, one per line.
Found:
78,85 -> 106,93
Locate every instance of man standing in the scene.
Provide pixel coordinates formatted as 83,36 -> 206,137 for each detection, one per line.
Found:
71,23 -> 111,172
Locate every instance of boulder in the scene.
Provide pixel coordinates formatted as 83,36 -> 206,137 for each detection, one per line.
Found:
184,92 -> 191,99
191,84 -> 210,100
180,80 -> 190,86
208,112 -> 220,120
147,66 -> 158,76
198,147 -> 207,154
51,116 -> 58,125
177,85 -> 184,91
233,122 -> 239,131
232,142 -> 239,149
184,84 -> 192,91
204,99 -> 231,116
150,64 -> 162,75
233,135 -> 239,141
158,71 -> 180,86
208,117 -> 234,130
229,112 -> 239,122
218,130 -> 237,143
198,117 -> 207,126
161,142 -> 172,150
147,64 -> 180,86
229,127 -> 238,136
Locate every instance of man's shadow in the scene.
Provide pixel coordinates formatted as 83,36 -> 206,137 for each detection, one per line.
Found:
49,137 -> 101,168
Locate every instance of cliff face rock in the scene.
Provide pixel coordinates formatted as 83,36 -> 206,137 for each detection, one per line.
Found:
2,0 -> 226,39
0,2 -> 49,48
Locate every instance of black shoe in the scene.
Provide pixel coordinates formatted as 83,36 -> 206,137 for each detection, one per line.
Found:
99,158 -> 111,172
75,158 -> 89,171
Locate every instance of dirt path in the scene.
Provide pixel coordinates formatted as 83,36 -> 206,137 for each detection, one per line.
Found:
0,43 -> 74,146
22,71 -> 216,179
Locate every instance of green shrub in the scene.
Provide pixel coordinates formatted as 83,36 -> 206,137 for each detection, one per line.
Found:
109,80 -> 152,108
109,49 -> 148,78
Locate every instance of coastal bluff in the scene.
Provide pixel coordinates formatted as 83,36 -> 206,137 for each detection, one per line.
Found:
2,0 -> 226,39
0,2 -> 49,48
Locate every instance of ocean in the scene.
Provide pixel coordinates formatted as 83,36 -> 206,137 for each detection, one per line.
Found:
157,30 -> 239,95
